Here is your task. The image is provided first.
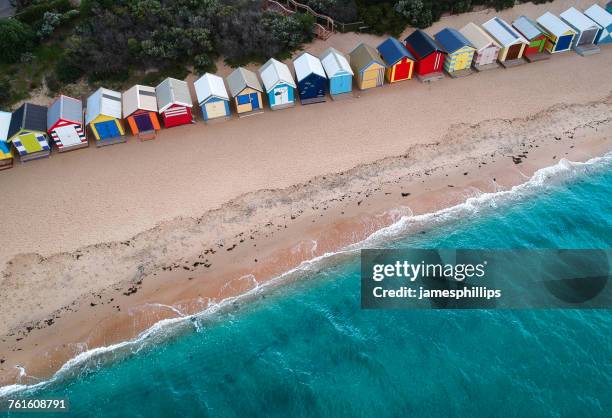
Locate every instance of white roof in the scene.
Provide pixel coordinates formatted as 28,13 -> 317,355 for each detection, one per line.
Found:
156,77 -> 193,113
560,7 -> 601,31
293,52 -> 326,82
460,23 -> 500,52
122,85 -> 158,118
85,87 -> 122,125
259,58 -> 296,93
320,47 -> 353,78
194,73 -> 229,104
0,111 -> 11,142
584,4 -> 612,28
537,12 -> 575,37
482,17 -> 527,47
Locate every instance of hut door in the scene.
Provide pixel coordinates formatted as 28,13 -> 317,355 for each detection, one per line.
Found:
506,43 -> 522,60
275,87 -> 289,105
579,29 -> 597,45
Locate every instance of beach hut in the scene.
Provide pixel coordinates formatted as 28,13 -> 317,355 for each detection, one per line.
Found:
46,95 -> 87,152
482,17 -> 528,66
459,22 -> 501,70
608,2 -> 612,13
320,47 -> 354,97
226,67 -> 264,117
194,73 -> 231,122
537,12 -> 576,53
434,28 -> 476,76
560,7 -> 602,54
293,52 -> 327,104
0,111 -> 13,170
512,16 -> 549,60
122,85 -> 161,140
155,78 -> 194,128
85,87 -> 126,147
349,43 -> 386,90
584,4 -> 612,45
259,58 -> 296,109
404,29 -> 444,81
376,37 -> 415,83
7,103 -> 50,162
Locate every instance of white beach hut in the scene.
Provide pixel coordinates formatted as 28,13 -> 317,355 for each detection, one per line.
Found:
194,73 -> 231,122
560,7 -> 602,54
584,4 -> 612,45
481,17 -> 528,65
259,58 -> 297,110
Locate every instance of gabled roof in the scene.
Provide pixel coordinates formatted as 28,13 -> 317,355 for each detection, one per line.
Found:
259,58 -> 296,92
0,111 -> 11,142
560,7 -> 601,32
537,12 -> 576,37
512,15 -> 545,40
194,73 -> 229,105
122,85 -> 158,118
226,67 -> 263,98
47,95 -> 82,130
376,37 -> 414,65
8,103 -> 47,139
434,28 -> 475,54
320,47 -> 353,78
482,17 -> 528,47
584,4 -> 612,28
404,29 -> 442,58
86,87 -> 122,125
156,77 -> 193,113
460,22 -> 500,52
349,43 -> 385,71
293,52 -> 326,82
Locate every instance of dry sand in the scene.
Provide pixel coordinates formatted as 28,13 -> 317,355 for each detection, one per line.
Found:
1,0 -> 611,386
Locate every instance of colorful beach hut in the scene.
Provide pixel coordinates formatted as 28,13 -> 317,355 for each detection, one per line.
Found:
404,30 -> 444,81
122,85 -> 160,140
293,53 -> 327,105
259,58 -> 296,110
349,43 -> 385,90
226,67 -> 264,117
434,28 -> 476,75
0,111 -> 13,170
512,16 -> 548,57
482,17 -> 528,65
459,22 -> 501,69
584,4 -> 612,45
319,47 -> 353,97
537,12 -> 576,53
46,95 -> 87,152
376,37 -> 415,83
560,7 -> 601,52
85,87 -> 126,147
7,103 -> 50,162
194,73 -> 231,122
155,78 -> 194,128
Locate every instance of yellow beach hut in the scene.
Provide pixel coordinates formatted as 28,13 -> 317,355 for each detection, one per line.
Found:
0,111 -> 13,170
86,87 -> 126,147
434,28 -> 476,77
349,43 -> 386,90
7,103 -> 50,162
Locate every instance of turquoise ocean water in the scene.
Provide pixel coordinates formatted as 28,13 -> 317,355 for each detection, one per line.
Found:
2,154 -> 612,417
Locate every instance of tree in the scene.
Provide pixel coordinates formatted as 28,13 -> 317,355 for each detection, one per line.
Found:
0,19 -> 35,64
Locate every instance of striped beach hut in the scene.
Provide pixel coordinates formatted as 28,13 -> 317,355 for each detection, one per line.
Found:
293,52 -> 327,104
434,28 -> 476,75
459,22 -> 501,69
349,43 -> 385,90
259,58 -> 296,110
320,47 -> 353,97
512,16 -> 548,57
537,12 -> 576,53
377,37 -> 415,83
123,85 -> 161,140
7,103 -> 50,162
584,4 -> 612,45
194,73 -> 231,122
0,111 -> 13,170
482,17 -> 528,64
404,30 -> 445,81
560,7 -> 601,51
156,78 -> 194,128
85,87 -> 126,147
226,67 -> 264,117
47,95 -> 87,152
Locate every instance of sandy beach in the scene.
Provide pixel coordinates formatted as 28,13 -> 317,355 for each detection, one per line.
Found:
1,0 -> 611,387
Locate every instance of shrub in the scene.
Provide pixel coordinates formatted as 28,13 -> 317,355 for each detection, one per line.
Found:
0,19 -> 35,64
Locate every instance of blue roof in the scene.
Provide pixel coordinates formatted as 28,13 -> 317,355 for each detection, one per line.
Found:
404,30 -> 442,58
376,37 -> 414,65
434,28 -> 474,53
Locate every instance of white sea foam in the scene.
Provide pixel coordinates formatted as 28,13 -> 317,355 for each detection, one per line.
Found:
1,152 -> 611,399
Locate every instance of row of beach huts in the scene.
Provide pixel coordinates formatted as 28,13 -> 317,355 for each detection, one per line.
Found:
0,4 -> 611,170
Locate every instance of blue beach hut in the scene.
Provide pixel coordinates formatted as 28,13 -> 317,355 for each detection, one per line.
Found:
259,58 -> 296,110
320,47 -> 353,97
293,52 -> 328,105
194,73 -> 231,122
584,4 -> 612,45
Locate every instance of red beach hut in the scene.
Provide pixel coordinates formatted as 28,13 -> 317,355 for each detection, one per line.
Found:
155,78 -> 194,128
404,30 -> 444,81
